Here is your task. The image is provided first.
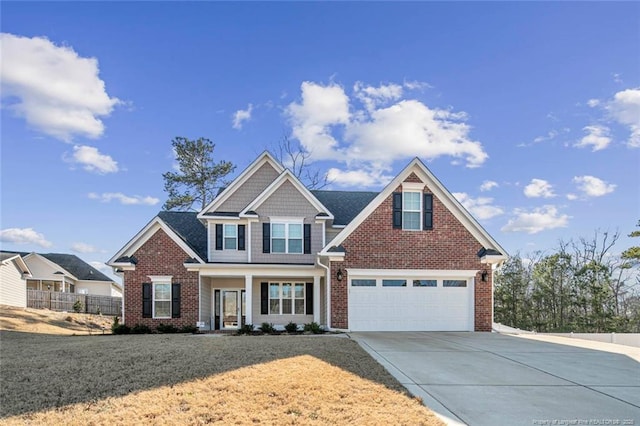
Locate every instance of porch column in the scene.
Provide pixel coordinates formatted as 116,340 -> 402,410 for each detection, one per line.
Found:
313,275 -> 320,324
245,275 -> 253,326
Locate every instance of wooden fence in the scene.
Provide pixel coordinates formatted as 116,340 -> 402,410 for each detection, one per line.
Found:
27,290 -> 122,316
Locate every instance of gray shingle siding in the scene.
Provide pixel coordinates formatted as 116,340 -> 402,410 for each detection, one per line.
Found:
217,163 -> 280,212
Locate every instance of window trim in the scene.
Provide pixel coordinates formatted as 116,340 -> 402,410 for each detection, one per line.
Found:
402,190 -> 422,231
268,282 -> 306,315
271,221 -> 304,254
223,223 -> 238,250
149,275 -> 173,319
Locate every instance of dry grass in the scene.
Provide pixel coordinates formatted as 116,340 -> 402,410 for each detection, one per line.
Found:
0,330 -> 443,425
0,305 -> 113,335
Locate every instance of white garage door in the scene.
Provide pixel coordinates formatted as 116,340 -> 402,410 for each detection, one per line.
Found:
348,272 -> 475,332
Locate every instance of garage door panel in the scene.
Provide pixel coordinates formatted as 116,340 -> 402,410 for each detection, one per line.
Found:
349,277 -> 473,332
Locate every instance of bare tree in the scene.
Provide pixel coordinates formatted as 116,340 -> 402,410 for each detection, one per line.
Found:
273,135 -> 331,189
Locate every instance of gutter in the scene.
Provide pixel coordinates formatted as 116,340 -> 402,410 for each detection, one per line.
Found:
315,255 -> 331,330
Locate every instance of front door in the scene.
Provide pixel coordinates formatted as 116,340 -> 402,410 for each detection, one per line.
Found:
220,290 -> 246,330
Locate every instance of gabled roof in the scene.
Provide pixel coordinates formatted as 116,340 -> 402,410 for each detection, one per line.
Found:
198,151 -> 284,219
311,190 -> 378,226
0,251 -> 32,276
108,213 -> 206,266
158,211 -> 208,261
38,253 -> 113,282
240,169 -> 334,219
320,157 -> 508,259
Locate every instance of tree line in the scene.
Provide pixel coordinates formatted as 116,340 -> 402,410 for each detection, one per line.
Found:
494,224 -> 640,333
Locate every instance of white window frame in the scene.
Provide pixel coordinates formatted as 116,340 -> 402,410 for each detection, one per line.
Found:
268,282 -> 306,315
271,220 -> 303,254
150,276 -> 172,319
402,191 -> 422,231
223,223 -> 238,250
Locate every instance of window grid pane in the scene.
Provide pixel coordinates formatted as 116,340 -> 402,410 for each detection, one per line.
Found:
272,224 -> 285,238
272,239 -> 286,253
403,212 -> 421,230
413,279 -> 437,287
382,279 -> 407,287
288,239 -> 302,253
224,224 -> 236,237
294,284 -> 304,298
351,279 -> 376,287
155,301 -> 170,317
289,224 -> 302,238
282,299 -> 292,314
282,283 -> 292,298
294,299 -> 305,315
403,192 -> 421,210
155,284 -> 171,300
443,280 -> 467,287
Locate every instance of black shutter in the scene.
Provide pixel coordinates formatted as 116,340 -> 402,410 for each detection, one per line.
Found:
392,192 -> 402,229
171,283 -> 181,318
306,282 -> 313,315
262,223 -> 270,253
261,282 -> 269,314
423,194 -> 433,230
303,224 -> 311,254
214,290 -> 221,330
142,283 -> 152,318
215,224 -> 223,250
238,225 -> 246,251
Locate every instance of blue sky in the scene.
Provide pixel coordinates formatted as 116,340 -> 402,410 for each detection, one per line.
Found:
1,2 -> 639,280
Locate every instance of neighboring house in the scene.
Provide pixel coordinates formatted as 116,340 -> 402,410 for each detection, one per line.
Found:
0,252 -> 32,307
108,152 -> 507,332
1,251 -> 122,297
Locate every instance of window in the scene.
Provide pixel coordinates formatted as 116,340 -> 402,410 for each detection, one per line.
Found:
269,282 -> 305,314
154,283 -> 171,318
224,224 -> 237,250
351,279 -> 376,287
403,191 -> 421,230
413,279 -> 437,287
382,279 -> 407,287
443,280 -> 467,287
271,222 -> 303,254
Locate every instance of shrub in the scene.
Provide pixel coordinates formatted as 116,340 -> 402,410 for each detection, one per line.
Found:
259,322 -> 276,333
112,324 -> 131,335
131,324 -> 152,334
303,322 -> 324,334
72,300 -> 83,313
284,321 -> 298,333
179,325 -> 198,334
111,316 -> 120,332
238,323 -> 255,335
156,323 -> 179,334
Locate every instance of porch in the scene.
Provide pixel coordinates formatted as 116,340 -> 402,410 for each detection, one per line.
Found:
196,265 -> 326,331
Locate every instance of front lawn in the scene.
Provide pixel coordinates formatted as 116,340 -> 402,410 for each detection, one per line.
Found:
0,331 -> 442,425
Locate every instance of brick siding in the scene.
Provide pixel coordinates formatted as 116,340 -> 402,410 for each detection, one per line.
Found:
331,180 -> 492,331
123,228 -> 199,329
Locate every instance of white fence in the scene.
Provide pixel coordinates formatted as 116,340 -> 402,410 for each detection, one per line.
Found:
544,333 -> 640,348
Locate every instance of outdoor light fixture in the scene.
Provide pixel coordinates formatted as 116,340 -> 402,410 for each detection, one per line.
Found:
481,270 -> 488,282
336,268 -> 344,282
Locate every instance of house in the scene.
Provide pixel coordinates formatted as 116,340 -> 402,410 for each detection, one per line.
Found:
0,252 -> 32,307
108,152 -> 507,332
0,251 -> 122,297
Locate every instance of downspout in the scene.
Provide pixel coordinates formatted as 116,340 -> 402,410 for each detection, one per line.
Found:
315,255 -> 331,330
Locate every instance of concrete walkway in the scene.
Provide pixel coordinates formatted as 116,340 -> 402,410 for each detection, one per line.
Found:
350,332 -> 640,426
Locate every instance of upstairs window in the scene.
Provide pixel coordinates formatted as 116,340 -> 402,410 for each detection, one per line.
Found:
402,192 -> 421,230
224,224 -> 237,250
271,223 -> 303,254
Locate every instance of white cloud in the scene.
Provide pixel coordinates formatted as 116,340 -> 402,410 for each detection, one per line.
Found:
524,179 -> 556,198
575,125 -> 612,151
501,206 -> 570,234
587,99 -> 600,108
326,167 -> 393,188
403,80 -> 433,91
566,193 -> 578,201
71,242 -> 98,253
286,80 -> 488,184
232,103 -> 253,130
572,175 -> 616,197
606,88 -> 640,148
0,227 -> 53,248
0,33 -> 119,141
88,261 -> 110,274
354,82 -> 403,112
88,192 -> 159,205
68,145 -> 119,174
479,180 -> 499,192
453,192 -> 504,220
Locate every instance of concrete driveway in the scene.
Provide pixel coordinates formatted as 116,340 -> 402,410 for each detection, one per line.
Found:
350,332 -> 640,426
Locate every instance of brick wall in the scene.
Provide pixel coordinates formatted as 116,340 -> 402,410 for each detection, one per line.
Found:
123,228 -> 199,329
331,181 -> 492,331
